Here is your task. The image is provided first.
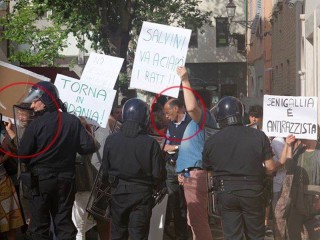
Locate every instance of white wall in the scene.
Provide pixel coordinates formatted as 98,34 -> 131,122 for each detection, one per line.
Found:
187,0 -> 246,63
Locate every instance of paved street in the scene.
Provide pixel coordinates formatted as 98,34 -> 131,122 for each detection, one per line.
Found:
16,216 -> 274,240
163,216 -> 274,240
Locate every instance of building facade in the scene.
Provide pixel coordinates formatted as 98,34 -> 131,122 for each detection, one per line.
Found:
246,0 -> 272,102
270,0 -> 303,96
186,0 -> 247,105
1,0 -> 250,106
301,0 -> 320,122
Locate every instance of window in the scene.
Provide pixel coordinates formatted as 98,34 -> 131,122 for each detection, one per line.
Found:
235,34 -> 245,52
215,17 -> 229,47
186,23 -> 198,48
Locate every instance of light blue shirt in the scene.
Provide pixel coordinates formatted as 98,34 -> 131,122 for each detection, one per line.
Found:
176,111 -> 216,172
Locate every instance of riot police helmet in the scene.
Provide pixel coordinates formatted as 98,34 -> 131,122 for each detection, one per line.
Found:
215,96 -> 244,128
122,98 -> 149,127
23,81 -> 59,108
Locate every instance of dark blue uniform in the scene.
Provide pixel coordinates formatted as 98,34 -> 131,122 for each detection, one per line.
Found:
203,125 -> 273,240
19,110 -> 97,240
102,121 -> 165,240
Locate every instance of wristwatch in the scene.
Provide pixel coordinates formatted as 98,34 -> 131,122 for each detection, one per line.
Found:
175,145 -> 179,150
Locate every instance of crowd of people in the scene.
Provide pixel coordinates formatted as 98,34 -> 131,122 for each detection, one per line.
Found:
0,66 -> 319,240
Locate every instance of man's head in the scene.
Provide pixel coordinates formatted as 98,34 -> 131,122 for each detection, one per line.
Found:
23,81 -> 59,112
215,96 -> 244,128
111,105 -> 122,121
15,103 -> 33,127
248,105 -> 263,125
122,98 -> 149,127
164,98 -> 185,122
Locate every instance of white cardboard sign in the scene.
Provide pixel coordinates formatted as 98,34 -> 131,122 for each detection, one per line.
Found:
263,95 -> 318,140
80,52 -> 124,89
130,21 -> 191,98
55,74 -> 116,128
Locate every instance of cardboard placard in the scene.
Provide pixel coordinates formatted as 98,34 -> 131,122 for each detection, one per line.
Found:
130,22 -> 191,98
0,61 -> 50,121
55,74 -> 116,128
263,95 -> 318,140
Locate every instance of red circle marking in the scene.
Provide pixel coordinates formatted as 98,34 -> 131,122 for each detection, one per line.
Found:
0,81 -> 62,159
150,85 -> 207,142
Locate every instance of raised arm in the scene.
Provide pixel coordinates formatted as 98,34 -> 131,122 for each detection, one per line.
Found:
177,66 -> 202,123
5,120 -> 16,140
278,134 -> 296,165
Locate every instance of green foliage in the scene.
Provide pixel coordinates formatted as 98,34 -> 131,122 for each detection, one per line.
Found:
0,1 -> 68,66
33,0 -> 212,57
1,0 -> 212,73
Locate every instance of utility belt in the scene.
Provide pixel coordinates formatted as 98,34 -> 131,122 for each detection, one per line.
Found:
108,175 -> 154,189
108,175 -> 166,207
31,167 -> 73,177
20,167 -> 73,197
212,176 -> 265,194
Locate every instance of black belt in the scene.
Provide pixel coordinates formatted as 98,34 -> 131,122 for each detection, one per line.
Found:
214,175 -> 263,183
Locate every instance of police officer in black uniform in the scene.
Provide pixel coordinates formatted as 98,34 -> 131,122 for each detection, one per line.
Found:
101,98 -> 165,240
18,81 -> 98,240
203,96 -> 276,240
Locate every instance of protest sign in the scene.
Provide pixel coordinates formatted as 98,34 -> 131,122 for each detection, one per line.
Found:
263,95 -> 318,140
0,61 -> 50,121
55,74 -> 116,128
80,52 -> 124,89
130,21 -> 192,98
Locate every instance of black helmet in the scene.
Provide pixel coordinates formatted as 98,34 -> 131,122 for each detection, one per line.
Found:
122,98 -> 149,126
23,81 -> 59,108
215,96 -> 244,128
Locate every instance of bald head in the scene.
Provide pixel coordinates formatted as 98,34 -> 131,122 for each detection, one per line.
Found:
164,98 -> 185,122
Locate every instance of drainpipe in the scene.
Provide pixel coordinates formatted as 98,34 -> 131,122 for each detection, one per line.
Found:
313,8 -> 318,97
245,0 -> 249,97
298,12 -> 306,96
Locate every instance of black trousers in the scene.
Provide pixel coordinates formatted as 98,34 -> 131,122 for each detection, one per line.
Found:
111,183 -> 153,240
217,189 -> 266,240
28,177 -> 77,240
165,163 -> 189,240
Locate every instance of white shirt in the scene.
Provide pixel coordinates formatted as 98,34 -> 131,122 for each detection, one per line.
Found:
271,137 -> 286,193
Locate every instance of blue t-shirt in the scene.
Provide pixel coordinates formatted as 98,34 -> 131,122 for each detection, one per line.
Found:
176,111 -> 216,172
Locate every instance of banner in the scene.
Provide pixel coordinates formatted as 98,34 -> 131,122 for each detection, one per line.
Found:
80,52 -> 124,89
130,21 -> 191,98
55,74 -> 116,128
0,61 -> 50,121
263,95 -> 318,140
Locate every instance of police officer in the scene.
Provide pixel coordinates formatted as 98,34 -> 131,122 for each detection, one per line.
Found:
203,96 -> 276,240
101,98 -> 165,240
18,81 -> 98,240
